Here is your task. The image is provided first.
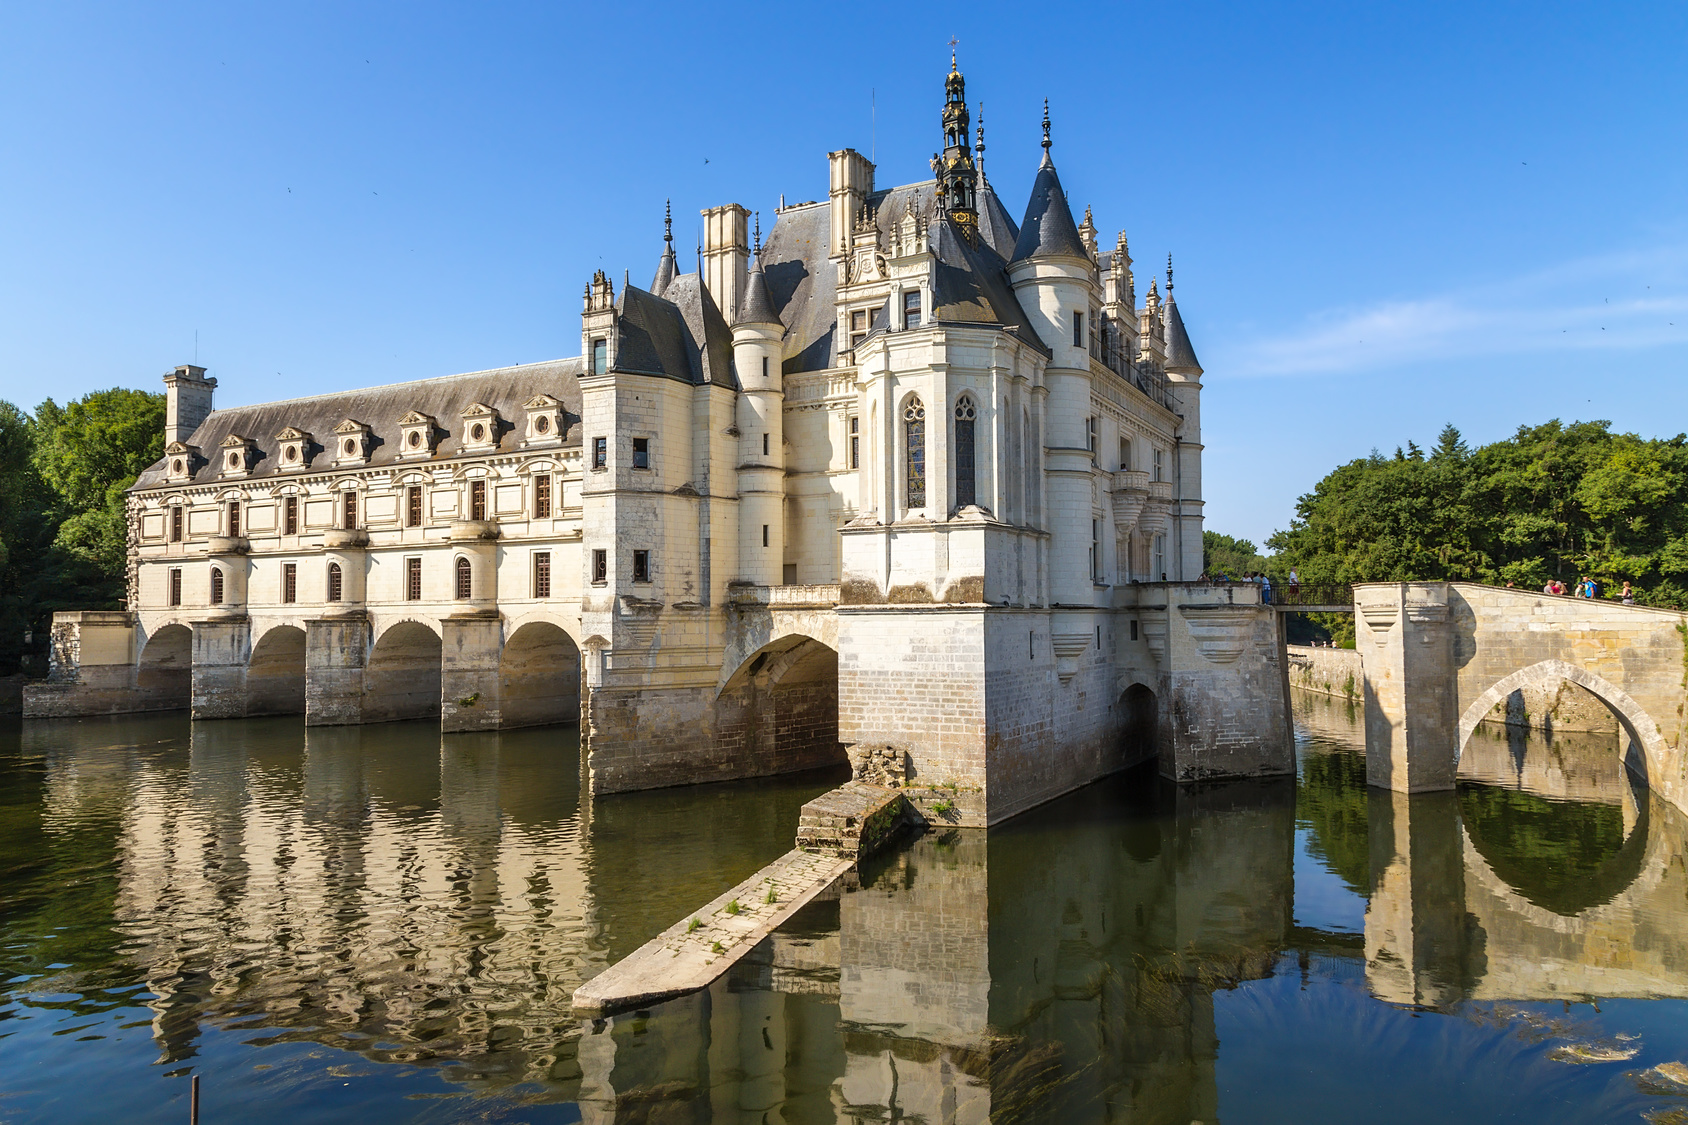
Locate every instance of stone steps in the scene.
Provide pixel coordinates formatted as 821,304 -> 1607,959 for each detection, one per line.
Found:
572,781 -> 922,1018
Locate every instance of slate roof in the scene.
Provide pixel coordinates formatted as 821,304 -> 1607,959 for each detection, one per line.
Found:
758,202 -> 837,373
651,242 -> 678,297
735,259 -> 782,327
614,272 -> 735,386
1163,293 -> 1202,374
134,358 -> 585,490
928,219 -> 1048,355
1010,153 -> 1088,264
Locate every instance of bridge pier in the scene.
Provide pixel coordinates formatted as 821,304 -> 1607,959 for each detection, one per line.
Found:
1355,582 -> 1459,792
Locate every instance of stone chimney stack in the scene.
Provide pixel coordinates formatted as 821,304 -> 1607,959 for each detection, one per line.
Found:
828,148 -> 875,257
163,364 -> 216,445
700,204 -> 750,322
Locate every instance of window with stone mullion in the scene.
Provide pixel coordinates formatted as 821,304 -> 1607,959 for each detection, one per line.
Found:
904,398 -> 926,509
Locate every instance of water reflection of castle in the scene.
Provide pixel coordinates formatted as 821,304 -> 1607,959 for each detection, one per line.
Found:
21,697 -> 1688,1118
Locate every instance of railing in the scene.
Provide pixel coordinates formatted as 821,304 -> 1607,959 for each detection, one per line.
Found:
1269,584 -> 1354,609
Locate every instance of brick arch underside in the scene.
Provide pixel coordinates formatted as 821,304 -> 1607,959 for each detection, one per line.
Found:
248,625 -> 306,716
137,624 -> 193,710
1457,659 -> 1669,784
716,635 -> 846,778
366,620 -> 443,723
500,620 -> 581,729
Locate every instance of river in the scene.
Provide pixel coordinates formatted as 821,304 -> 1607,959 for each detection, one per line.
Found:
3,693 -> 1688,1122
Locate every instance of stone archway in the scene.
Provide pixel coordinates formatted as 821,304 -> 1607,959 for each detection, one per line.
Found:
717,634 -> 846,777
1457,660 -> 1670,785
247,625 -> 306,716
365,620 -> 443,723
500,621 -> 582,729
137,624 -> 193,710
1120,682 -> 1158,767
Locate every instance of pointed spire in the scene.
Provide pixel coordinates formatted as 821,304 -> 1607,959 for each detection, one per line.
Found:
975,102 -> 985,176
651,199 -> 679,297
1163,282 -> 1201,375
1166,252 -> 1174,292
1010,121 -> 1086,264
753,211 -> 761,256
735,253 -> 782,328
1041,98 -> 1051,153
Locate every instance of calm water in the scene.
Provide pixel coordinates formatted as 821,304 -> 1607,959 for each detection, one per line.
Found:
4,698 -> 1688,1122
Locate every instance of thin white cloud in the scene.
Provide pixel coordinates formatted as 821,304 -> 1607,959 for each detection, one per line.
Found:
1220,242 -> 1688,377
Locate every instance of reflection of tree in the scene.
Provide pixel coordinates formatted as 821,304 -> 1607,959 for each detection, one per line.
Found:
1458,783 -> 1646,917
1298,746 -> 1370,896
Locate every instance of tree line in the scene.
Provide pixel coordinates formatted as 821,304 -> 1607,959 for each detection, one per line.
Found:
1207,419 -> 1688,645
0,390 -> 164,674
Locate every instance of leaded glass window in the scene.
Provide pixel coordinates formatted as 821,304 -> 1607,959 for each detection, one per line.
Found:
904,397 -> 926,509
954,397 -> 976,509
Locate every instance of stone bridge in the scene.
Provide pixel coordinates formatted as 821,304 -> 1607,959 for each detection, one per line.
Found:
1355,581 -> 1688,815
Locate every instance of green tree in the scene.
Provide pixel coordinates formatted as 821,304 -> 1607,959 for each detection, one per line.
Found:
1202,530 -> 1267,578
32,389 -> 166,575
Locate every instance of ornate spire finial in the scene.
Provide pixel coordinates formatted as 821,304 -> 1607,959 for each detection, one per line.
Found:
753,211 -> 761,256
975,102 -> 985,175
664,199 -> 672,244
1041,99 -> 1051,151
949,36 -> 959,68
1166,253 -> 1174,292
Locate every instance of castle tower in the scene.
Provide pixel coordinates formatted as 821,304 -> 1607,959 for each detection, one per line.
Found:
733,221 -> 786,586
1162,259 -> 1205,580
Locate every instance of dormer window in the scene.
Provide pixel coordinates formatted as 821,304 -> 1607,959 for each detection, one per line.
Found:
274,427 -> 312,472
333,419 -> 372,466
219,434 -> 255,478
397,412 -> 438,460
903,290 -> 922,330
163,442 -> 200,483
521,394 -> 565,447
460,403 -> 500,453
850,309 -> 868,350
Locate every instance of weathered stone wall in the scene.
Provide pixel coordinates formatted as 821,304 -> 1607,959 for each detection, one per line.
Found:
1287,643 -> 1361,699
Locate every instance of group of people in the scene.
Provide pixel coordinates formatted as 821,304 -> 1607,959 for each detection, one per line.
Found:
1198,570 -> 1279,604
1507,578 -> 1637,605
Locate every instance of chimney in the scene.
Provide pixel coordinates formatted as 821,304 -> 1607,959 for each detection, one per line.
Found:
700,204 -> 750,322
163,364 -> 217,445
828,149 -> 875,257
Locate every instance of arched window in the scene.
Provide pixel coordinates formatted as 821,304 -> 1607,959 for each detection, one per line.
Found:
904,397 -> 926,509
209,566 -> 224,605
326,562 -> 343,603
954,396 -> 977,509
455,556 -> 472,600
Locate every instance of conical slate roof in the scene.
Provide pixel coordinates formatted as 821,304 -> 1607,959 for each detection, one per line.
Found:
1010,153 -> 1087,264
1163,293 -> 1202,374
735,259 -> 782,327
651,243 -> 678,298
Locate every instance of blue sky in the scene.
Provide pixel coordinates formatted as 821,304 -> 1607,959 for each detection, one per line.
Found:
2,2 -> 1684,546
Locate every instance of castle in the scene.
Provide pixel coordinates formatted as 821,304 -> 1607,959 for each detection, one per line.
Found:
28,61 -> 1293,825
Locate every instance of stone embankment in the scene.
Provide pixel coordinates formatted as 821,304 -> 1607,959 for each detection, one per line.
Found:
1287,644 -> 1361,700
572,781 -> 924,1017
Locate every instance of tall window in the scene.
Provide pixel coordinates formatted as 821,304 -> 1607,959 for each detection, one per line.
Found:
592,437 -> 607,470
406,485 -> 423,527
903,290 -> 921,330
326,562 -> 343,603
849,416 -> 859,469
282,562 -> 297,604
226,501 -> 241,537
954,397 -> 976,509
533,551 -> 551,598
534,474 -> 551,518
1153,534 -> 1166,580
1091,520 -> 1100,581
342,490 -> 357,529
170,506 -> 183,543
591,338 -> 607,374
1153,447 -> 1165,483
169,568 -> 182,606
904,397 -> 926,509
406,557 -> 422,601
1072,310 -> 1083,348
470,480 -> 486,521
1118,437 -> 1132,472
762,432 -> 769,456
632,437 -> 650,469
591,549 -> 607,584
210,567 -> 224,605
454,556 -> 472,599
849,309 -> 868,351
284,496 -> 298,535
633,550 -> 650,583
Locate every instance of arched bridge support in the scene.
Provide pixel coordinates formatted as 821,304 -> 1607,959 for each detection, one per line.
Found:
1357,581 -> 1688,814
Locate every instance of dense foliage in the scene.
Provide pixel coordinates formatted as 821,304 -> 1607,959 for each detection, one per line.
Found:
1268,421 -> 1688,609
1201,531 -> 1268,578
0,389 -> 165,673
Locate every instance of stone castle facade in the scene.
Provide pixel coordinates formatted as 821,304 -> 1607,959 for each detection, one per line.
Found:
29,62 -> 1293,824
